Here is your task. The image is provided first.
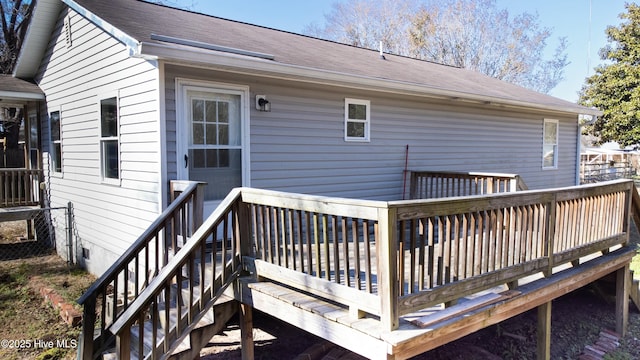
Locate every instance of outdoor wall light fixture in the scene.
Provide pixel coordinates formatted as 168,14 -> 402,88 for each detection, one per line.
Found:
256,95 -> 271,112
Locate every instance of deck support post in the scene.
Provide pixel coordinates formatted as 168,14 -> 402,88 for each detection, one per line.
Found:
536,301 -> 551,360
377,207 -> 399,331
616,264 -> 630,337
240,303 -> 254,360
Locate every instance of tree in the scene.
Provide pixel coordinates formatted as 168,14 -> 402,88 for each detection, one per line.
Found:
305,0 -> 568,93
0,0 -> 35,74
580,3 -> 640,148
305,0 -> 418,55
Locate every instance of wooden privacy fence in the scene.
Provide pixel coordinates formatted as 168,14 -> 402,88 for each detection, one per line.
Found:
101,179 -> 633,359
0,168 -> 42,207
409,170 -> 528,199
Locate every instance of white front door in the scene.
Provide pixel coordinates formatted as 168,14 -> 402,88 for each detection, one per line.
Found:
177,80 -> 249,214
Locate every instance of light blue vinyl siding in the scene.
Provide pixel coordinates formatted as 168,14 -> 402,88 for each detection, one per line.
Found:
164,64 -> 578,201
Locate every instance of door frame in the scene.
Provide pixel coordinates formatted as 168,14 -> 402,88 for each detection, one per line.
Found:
175,78 -> 251,208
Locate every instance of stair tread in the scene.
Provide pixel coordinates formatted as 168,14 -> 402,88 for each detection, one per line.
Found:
248,281 -> 383,337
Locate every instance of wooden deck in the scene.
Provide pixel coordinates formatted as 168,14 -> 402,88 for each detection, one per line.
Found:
78,174 -> 638,360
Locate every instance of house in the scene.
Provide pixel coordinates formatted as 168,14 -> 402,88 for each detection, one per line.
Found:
11,0 -> 601,276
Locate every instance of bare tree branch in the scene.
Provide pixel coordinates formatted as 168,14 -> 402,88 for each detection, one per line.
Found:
306,0 -> 568,93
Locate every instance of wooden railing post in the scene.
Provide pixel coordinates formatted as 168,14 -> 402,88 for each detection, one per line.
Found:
509,177 -> 518,192
236,196 -> 253,259
193,182 -> 206,229
623,183 -> 633,246
79,294 -> 96,360
544,194 -> 557,278
409,171 -> 417,200
377,206 -> 399,331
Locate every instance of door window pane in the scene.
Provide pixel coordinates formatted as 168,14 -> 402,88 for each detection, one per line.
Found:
186,90 -> 242,201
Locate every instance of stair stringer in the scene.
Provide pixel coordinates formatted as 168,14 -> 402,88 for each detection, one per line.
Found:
168,296 -> 238,360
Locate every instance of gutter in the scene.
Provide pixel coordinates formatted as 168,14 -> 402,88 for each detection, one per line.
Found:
138,41 -> 601,117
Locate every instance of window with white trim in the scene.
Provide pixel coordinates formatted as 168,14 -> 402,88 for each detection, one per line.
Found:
543,119 -> 558,169
49,111 -> 62,173
100,96 -> 120,182
344,98 -> 370,142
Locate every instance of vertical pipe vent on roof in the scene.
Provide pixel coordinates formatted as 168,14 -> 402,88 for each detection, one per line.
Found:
64,15 -> 72,48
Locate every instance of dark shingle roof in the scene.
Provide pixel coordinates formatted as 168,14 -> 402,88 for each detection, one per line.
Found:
70,0 -> 592,115
0,75 -> 43,94
0,75 -> 44,103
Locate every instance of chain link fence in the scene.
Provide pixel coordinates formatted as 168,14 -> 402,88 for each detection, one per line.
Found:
0,205 -> 71,262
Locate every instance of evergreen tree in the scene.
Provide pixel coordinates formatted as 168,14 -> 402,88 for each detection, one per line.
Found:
580,3 -> 640,148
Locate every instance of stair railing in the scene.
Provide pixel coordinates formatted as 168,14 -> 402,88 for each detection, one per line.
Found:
77,181 -> 205,360
109,188 -> 248,360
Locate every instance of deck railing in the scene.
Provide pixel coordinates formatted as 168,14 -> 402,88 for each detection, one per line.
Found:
0,168 -> 42,207
392,179 -> 632,317
409,170 -> 528,199
102,179 -> 634,358
77,181 -> 205,360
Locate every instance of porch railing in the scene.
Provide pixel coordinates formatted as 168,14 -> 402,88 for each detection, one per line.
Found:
0,168 -> 42,207
409,170 -> 528,199
77,181 -> 205,360
103,179 -> 633,358
392,179 -> 632,318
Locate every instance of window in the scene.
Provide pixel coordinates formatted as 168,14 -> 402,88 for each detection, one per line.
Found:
49,111 -> 62,173
543,119 -> 558,169
100,97 -> 119,182
345,98 -> 370,142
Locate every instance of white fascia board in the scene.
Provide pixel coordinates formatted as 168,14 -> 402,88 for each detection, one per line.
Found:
13,0 -> 64,78
138,41 -> 599,117
0,91 -> 45,100
63,0 -> 140,55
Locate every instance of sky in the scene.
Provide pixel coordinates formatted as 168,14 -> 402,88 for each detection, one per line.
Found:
171,0 -> 629,103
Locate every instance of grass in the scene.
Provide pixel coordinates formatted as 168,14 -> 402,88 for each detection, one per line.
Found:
0,254 -> 95,360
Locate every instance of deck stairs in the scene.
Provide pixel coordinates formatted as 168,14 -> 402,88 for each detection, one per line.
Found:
101,257 -> 238,360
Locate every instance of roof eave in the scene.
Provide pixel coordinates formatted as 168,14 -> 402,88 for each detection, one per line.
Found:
139,41 -> 599,117
0,91 -> 45,100
13,0 -> 64,78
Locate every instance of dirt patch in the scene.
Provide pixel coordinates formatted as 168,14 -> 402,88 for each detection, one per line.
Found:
0,254 -> 95,360
0,221 -> 28,243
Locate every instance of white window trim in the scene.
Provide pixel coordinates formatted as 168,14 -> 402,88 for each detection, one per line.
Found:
344,98 -> 371,142
543,118 -> 559,170
99,93 -> 121,185
49,108 -> 62,176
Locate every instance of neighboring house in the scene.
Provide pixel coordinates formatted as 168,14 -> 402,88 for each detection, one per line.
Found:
11,0 -> 600,276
